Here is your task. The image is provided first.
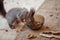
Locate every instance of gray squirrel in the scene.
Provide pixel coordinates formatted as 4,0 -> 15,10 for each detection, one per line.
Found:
6,8 -> 28,29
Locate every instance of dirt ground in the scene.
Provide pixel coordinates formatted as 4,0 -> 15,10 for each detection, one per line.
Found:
0,0 -> 60,40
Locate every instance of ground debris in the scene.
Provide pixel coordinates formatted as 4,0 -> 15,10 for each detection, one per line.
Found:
27,34 -> 37,39
5,29 -> 8,32
40,31 -> 60,39
50,15 -> 53,17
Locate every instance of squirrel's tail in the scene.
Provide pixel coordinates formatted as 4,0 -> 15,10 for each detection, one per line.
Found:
0,0 -> 6,17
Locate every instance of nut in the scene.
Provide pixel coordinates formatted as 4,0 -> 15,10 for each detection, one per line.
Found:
27,34 -> 37,39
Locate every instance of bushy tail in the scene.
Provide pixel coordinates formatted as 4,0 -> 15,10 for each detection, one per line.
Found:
0,0 -> 6,17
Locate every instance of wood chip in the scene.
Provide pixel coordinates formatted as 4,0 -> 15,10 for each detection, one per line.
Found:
27,34 -> 37,39
40,32 -> 60,39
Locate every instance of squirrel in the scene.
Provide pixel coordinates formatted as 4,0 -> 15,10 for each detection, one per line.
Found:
26,8 -> 44,30
6,8 -> 29,29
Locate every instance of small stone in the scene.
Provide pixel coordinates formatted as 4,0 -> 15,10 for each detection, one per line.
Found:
56,17 -> 58,19
55,8 -> 57,11
5,30 -> 8,32
50,15 -> 53,17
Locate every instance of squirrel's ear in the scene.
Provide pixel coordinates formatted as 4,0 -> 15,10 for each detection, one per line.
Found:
29,8 -> 35,17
